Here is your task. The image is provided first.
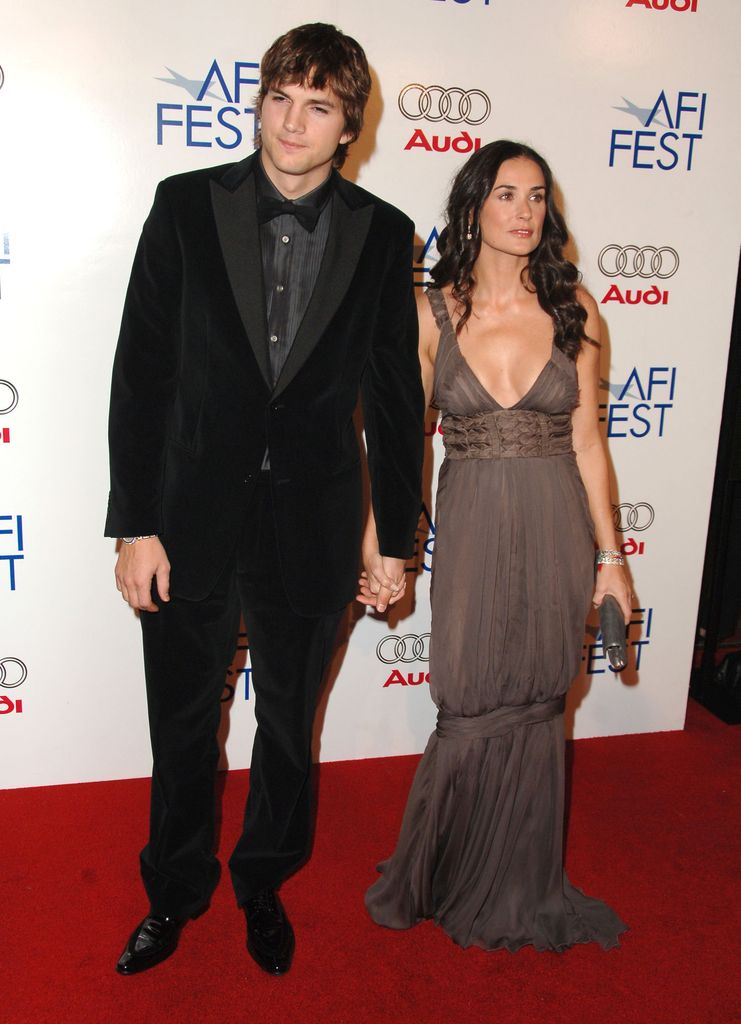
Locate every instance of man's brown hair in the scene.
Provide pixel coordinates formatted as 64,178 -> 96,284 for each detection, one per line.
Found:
257,23 -> 371,168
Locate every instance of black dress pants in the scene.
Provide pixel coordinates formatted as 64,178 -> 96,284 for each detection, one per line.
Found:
138,475 -> 343,918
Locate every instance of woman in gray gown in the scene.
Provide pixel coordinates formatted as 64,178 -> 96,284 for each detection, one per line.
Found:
361,141 -> 631,952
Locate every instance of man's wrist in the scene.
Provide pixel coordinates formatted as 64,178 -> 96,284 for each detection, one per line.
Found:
121,535 -> 158,545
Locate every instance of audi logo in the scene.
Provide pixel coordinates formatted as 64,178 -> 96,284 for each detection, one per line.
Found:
398,84 -> 491,125
376,633 -> 430,664
612,502 -> 655,532
0,380 -> 19,415
0,66 -> 4,91
598,245 -> 679,279
0,657 -> 27,688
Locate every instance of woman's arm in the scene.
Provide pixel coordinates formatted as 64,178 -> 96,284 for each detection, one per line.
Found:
571,291 -> 632,622
417,289 -> 438,412
358,291 -> 438,609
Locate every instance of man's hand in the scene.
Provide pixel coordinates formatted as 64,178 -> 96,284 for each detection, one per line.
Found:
358,553 -> 406,613
115,537 -> 171,612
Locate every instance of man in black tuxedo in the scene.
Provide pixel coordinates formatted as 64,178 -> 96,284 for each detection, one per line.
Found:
107,23 -> 423,976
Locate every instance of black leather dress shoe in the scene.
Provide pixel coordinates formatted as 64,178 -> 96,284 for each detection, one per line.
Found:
116,913 -> 183,975
243,889 -> 295,975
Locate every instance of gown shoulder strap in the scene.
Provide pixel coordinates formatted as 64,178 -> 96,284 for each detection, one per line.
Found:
425,287 -> 453,333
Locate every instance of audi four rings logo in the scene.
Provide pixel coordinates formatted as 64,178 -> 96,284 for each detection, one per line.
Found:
0,657 -> 27,688
598,245 -> 679,279
0,380 -> 19,415
612,503 -> 655,532
398,84 -> 491,125
0,66 -> 4,90
376,633 -> 431,664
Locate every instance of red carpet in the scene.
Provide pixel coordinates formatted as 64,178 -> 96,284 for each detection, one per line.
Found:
5,699 -> 741,1024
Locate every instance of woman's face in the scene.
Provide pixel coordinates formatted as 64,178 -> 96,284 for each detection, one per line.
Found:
476,157 -> 547,258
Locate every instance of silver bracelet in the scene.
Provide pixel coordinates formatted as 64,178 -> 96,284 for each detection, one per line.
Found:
596,549 -> 624,566
121,535 -> 158,545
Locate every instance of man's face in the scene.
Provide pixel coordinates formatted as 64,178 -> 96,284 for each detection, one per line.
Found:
259,79 -> 352,196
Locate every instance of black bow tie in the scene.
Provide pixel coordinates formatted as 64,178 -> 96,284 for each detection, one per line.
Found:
257,194 -> 321,232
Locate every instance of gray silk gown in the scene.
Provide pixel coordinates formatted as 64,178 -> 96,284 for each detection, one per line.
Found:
365,288 -> 627,952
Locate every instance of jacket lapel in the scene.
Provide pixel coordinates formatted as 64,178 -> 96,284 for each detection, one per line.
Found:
210,156 -> 272,389
272,183 -> 374,398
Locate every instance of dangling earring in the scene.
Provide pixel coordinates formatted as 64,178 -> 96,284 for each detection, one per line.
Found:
466,225 -> 473,241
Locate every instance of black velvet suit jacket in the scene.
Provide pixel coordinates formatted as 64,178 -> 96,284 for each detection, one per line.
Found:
105,153 -> 424,614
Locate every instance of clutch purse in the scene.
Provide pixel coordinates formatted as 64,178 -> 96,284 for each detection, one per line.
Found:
599,595 -> 628,671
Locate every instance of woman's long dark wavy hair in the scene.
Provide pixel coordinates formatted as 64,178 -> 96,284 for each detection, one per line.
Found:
429,140 -> 590,359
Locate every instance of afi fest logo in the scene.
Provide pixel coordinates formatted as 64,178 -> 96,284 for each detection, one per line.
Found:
599,368 -> 677,438
0,656 -> 27,716
400,83 -> 489,155
223,630 -> 252,702
413,227 -> 441,288
626,0 -> 697,9
598,244 -> 679,307
0,514 -> 24,591
609,90 -> 707,171
155,59 -> 260,149
406,504 -> 436,576
378,633 -> 431,688
0,379 -> 18,444
612,501 -> 655,558
584,607 -> 654,675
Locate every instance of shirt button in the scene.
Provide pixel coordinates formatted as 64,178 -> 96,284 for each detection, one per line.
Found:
269,334 -> 278,344
276,284 -> 284,293
281,235 -> 290,244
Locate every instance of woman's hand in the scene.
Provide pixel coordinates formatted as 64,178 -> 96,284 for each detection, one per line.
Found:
357,554 -> 407,613
592,563 -> 632,624
357,570 -> 376,606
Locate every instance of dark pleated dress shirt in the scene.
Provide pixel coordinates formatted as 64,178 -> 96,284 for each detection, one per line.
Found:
255,157 -> 333,470
255,156 -> 333,389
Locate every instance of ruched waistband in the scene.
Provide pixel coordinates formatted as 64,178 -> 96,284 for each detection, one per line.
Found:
436,695 -> 565,740
441,410 -> 572,460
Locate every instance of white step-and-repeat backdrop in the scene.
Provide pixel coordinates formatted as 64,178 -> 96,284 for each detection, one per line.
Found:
2,0 -> 740,789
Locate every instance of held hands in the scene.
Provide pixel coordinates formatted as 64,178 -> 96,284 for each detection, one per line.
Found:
358,552 -> 407,613
592,563 -> 632,624
115,537 -> 171,612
